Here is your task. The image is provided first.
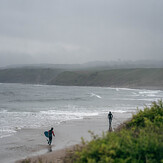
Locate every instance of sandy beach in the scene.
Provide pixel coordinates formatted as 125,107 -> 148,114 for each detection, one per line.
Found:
1,84 -> 162,163
0,112 -> 132,163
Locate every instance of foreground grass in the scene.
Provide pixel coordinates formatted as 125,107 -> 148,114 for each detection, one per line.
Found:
64,100 -> 163,163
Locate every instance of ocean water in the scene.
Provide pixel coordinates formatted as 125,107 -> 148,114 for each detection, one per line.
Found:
0,83 -> 163,138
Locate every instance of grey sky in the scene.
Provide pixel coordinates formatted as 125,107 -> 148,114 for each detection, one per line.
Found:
0,0 -> 163,67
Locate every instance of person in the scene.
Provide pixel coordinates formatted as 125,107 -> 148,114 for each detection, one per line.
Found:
48,127 -> 55,145
108,111 -> 113,128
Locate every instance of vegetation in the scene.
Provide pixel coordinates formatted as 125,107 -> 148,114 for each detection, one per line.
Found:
0,68 -> 62,84
0,68 -> 163,89
51,68 -> 163,89
64,100 -> 163,163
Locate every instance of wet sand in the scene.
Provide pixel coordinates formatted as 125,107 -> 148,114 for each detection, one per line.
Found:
0,112 -> 132,163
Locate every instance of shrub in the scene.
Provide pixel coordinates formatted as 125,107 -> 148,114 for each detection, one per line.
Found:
65,100 -> 163,163
126,100 -> 163,128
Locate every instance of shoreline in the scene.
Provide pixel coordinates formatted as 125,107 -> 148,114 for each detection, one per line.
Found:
1,82 -> 163,91
14,112 -> 132,163
0,85 -> 162,163
0,112 -> 132,163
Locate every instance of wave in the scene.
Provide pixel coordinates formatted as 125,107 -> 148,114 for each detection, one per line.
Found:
113,110 -> 128,113
40,110 -> 99,117
0,109 -> 8,113
90,93 -> 102,99
0,109 -> 99,138
106,87 -> 138,91
102,110 -> 128,113
0,128 -> 17,139
136,98 -> 162,102
8,97 -> 86,103
116,88 -> 119,91
138,90 -> 161,97
0,91 -> 15,96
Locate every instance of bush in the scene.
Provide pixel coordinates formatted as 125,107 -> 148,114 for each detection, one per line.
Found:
65,100 -> 163,163
126,100 -> 163,128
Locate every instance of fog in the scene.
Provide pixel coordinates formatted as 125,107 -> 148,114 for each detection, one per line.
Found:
0,0 -> 163,67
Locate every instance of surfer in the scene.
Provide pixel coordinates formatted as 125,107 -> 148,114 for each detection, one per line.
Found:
48,127 -> 55,145
108,111 -> 113,129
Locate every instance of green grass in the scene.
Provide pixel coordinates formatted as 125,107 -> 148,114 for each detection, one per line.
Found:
1,68 -> 163,88
64,100 -> 163,163
0,68 -> 62,84
52,68 -> 163,88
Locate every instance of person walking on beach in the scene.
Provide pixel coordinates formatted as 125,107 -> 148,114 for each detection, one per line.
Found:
108,111 -> 113,128
48,127 -> 55,145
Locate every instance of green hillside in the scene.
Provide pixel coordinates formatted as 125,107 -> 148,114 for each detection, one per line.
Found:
0,68 -> 62,84
49,68 -> 163,89
0,68 -> 163,89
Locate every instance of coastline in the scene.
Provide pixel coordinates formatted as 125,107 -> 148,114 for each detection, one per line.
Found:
0,84 -> 162,163
13,112 -> 132,163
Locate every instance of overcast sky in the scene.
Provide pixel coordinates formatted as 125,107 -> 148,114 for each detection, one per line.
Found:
0,0 -> 163,67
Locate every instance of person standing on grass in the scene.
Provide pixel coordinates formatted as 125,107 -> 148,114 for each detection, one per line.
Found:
108,111 -> 113,128
48,127 -> 55,145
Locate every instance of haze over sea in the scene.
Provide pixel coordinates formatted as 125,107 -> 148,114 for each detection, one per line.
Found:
0,83 -> 163,139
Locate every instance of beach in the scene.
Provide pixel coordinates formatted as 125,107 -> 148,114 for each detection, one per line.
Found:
0,112 -> 131,163
1,84 -> 162,163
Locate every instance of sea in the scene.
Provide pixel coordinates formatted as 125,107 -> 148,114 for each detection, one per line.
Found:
0,83 -> 163,139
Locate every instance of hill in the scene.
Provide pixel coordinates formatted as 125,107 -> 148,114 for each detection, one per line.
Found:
0,68 -> 62,84
0,67 -> 163,89
49,68 -> 163,89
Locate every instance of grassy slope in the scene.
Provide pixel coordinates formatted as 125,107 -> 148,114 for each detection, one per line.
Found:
63,100 -> 163,163
0,68 -> 163,88
0,68 -> 62,84
50,68 -> 163,88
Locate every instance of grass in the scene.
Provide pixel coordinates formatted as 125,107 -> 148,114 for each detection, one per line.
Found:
53,68 -> 163,88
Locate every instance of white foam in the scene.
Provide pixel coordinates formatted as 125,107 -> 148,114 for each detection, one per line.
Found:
138,90 -> 161,97
113,110 -> 127,113
0,109 -> 99,138
116,88 -> 119,91
0,128 -> 17,138
0,109 -> 8,113
40,110 -> 99,121
33,84 -> 45,87
137,98 -> 161,101
1,83 -> 163,139
108,87 -> 138,91
90,93 -> 102,99
118,88 -> 137,91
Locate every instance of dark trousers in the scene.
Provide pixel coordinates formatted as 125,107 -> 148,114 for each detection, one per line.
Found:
48,136 -> 52,145
109,119 -> 112,126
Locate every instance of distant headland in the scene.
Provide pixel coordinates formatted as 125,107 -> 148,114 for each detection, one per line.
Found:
0,61 -> 163,90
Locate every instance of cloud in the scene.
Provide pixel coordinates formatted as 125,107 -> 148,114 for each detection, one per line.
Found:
0,36 -> 81,54
0,36 -> 92,65
0,0 -> 163,66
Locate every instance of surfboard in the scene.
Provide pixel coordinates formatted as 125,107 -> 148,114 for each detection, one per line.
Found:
44,131 -> 49,138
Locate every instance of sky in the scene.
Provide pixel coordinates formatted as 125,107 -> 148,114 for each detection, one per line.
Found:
0,0 -> 163,67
